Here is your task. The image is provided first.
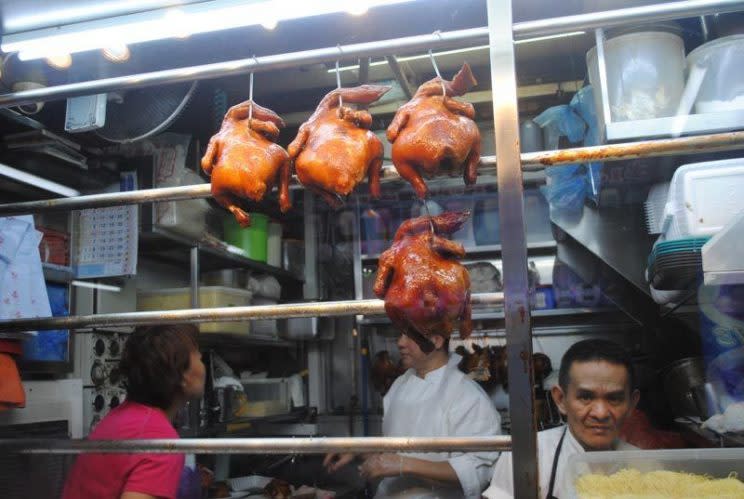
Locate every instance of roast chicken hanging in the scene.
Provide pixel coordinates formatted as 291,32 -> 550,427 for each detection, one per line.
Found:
201,100 -> 291,227
387,63 -> 480,198
374,211 -> 472,351
288,85 -> 390,208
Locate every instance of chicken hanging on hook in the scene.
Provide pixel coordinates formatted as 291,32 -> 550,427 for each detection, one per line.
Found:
201,100 -> 291,227
387,63 -> 480,199
374,211 -> 472,353
288,85 -> 390,208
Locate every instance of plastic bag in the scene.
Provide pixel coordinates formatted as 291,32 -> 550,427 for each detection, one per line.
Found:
570,86 -> 604,204
540,164 -> 586,215
533,104 -> 586,150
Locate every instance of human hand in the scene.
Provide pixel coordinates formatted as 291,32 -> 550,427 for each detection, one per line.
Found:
323,452 -> 355,473
358,453 -> 405,480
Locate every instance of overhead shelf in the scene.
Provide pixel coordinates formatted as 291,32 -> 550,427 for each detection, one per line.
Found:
360,241 -> 557,261
358,306 -> 628,326
42,263 -> 73,284
139,227 -> 303,284
606,110 -> 744,142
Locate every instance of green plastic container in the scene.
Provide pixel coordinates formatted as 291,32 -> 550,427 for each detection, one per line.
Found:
223,213 -> 268,262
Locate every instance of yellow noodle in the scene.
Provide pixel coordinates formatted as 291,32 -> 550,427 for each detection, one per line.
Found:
576,469 -> 744,499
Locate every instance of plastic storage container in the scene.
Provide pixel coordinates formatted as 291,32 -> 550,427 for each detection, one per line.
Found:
137,286 -> 252,334
251,297 -> 277,337
223,213 -> 268,262
241,377 -> 291,417
587,31 -> 686,123
565,448 -> 744,499
687,35 -> 744,113
664,157 -> 744,240
266,222 -> 282,267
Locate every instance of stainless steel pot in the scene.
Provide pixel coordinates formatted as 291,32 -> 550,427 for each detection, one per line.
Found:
662,357 -> 708,418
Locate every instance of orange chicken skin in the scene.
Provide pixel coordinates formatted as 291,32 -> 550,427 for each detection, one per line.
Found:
387,63 -> 480,199
201,100 -> 291,227
288,85 -> 390,208
373,211 -> 472,351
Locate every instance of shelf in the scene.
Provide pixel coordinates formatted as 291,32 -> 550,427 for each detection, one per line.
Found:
197,332 -> 296,349
358,306 -> 624,325
361,240 -> 557,261
605,109 -> 744,142
199,408 -> 310,437
42,263 -> 73,284
139,227 -> 303,284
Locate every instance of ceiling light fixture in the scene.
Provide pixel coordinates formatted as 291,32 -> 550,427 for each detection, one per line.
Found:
45,53 -> 72,69
102,45 -> 130,62
3,0 -> 415,61
328,31 -> 586,73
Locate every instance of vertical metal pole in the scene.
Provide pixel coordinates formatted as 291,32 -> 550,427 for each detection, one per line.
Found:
190,246 -> 199,308
594,28 -> 613,138
487,1 -> 538,498
304,190 -> 327,412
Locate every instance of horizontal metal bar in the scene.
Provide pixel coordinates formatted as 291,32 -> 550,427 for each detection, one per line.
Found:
520,130 -> 744,170
0,0 -> 740,109
0,293 -> 504,333
0,436 -> 511,455
513,0 -> 744,39
1,131 -> 742,215
0,27 -> 489,109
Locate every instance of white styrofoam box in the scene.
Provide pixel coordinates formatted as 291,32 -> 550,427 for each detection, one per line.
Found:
664,157 -> 744,239
65,94 -> 107,133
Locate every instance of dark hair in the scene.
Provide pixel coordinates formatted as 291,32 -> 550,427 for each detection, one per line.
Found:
558,339 -> 635,391
120,324 -> 199,410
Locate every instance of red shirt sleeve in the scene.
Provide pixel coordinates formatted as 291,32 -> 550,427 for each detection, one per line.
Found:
124,453 -> 184,499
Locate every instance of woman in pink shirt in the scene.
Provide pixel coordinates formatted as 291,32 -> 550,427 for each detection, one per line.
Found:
62,324 -> 206,499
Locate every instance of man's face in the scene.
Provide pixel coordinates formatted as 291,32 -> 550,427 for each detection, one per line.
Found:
551,360 -> 639,450
396,333 -> 441,370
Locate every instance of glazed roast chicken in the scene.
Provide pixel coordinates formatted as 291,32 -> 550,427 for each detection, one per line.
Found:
374,211 -> 472,351
201,100 -> 291,227
387,63 -> 481,198
288,85 -> 390,208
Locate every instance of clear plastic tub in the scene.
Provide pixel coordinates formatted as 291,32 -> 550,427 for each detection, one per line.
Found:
587,31 -> 686,123
687,35 -> 744,113
664,157 -> 744,239
241,377 -> 291,417
565,448 -> 744,499
137,286 -> 252,334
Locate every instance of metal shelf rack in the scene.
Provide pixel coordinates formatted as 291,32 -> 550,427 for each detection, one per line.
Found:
0,1 -> 743,497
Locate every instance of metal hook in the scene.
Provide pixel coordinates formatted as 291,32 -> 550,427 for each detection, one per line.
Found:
427,49 -> 447,98
335,45 -> 344,109
421,198 -> 435,235
248,55 -> 259,123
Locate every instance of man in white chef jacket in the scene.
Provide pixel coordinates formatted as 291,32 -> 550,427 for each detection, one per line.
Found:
324,331 -> 502,498
483,339 -> 640,499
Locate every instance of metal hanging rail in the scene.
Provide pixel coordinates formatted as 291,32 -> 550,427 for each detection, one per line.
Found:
0,293 -> 504,333
1,131 -> 742,216
0,0 -> 740,109
0,435 -> 512,455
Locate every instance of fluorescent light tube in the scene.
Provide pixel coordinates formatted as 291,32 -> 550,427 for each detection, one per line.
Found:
3,0 -> 415,60
0,163 -> 80,197
71,280 -> 122,292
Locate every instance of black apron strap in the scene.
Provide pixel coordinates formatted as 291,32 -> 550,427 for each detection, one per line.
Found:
546,426 -> 567,499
